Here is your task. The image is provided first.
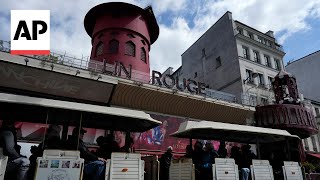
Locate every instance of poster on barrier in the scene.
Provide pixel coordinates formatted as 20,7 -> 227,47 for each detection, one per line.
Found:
35,158 -> 84,180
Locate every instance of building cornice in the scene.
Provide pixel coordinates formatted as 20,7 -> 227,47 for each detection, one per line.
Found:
235,20 -> 275,41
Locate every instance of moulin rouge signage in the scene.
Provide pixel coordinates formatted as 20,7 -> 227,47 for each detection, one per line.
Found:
107,62 -> 207,96
151,70 -> 207,95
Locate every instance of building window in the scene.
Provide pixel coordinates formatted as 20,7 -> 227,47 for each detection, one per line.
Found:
260,97 -> 268,105
202,48 -> 206,57
243,46 -> 250,59
140,47 -> 146,63
246,69 -> 254,84
264,55 -> 271,67
216,56 -> 222,68
95,42 -> 104,57
268,76 -> 274,88
248,32 -> 254,39
311,136 -> 318,152
249,95 -> 257,106
194,72 -> 197,78
257,73 -> 265,86
274,59 -> 281,70
315,107 -> 320,117
258,36 -> 263,43
266,40 -> 271,47
237,27 -> 243,35
125,41 -> 135,56
253,50 -> 260,63
108,39 -> 119,54
127,34 -> 135,38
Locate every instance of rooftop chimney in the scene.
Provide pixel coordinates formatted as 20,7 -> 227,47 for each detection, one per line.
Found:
265,30 -> 274,38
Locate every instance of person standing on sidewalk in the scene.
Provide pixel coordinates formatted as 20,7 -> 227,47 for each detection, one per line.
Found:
159,146 -> 173,180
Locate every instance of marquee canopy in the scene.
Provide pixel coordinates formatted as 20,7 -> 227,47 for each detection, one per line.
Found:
171,121 -> 299,143
0,93 -> 161,132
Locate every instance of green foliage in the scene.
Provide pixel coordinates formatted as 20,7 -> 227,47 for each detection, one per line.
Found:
302,162 -> 315,172
49,54 -> 59,63
314,163 -> 320,173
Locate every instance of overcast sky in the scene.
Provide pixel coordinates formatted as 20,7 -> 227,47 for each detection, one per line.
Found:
1,0 -> 319,72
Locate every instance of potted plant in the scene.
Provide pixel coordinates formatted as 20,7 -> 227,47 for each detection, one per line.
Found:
302,162 -> 315,174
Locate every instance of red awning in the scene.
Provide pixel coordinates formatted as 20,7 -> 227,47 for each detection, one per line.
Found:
307,153 -> 320,159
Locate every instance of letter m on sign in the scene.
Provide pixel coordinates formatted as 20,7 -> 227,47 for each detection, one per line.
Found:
11,10 -> 50,55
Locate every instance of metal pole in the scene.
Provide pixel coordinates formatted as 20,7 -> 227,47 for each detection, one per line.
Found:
286,138 -> 291,160
61,119 -> 69,141
256,137 -> 261,159
125,131 -> 131,152
42,110 -> 50,150
76,112 -> 83,150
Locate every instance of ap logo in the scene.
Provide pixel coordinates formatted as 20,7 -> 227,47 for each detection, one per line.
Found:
11,10 -> 50,55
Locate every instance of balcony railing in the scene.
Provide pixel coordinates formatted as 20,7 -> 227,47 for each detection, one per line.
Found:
0,40 -> 239,104
241,93 -> 274,107
206,89 -> 236,103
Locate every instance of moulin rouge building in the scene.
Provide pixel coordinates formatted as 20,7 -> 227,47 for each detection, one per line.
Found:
0,2 -> 317,158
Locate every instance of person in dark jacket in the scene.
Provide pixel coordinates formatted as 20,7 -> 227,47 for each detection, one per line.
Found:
67,127 -> 106,180
28,145 -> 38,177
184,145 -> 193,158
28,124 -> 63,180
217,140 -> 227,158
159,146 -> 173,180
119,137 -> 135,153
239,145 -> 256,180
192,141 -> 204,180
0,120 -> 29,180
200,142 -> 219,180
95,136 -> 109,159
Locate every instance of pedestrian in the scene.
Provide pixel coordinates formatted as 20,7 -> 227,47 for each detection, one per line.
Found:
184,145 -> 193,158
67,127 -> 107,180
201,142 -> 218,180
159,146 -> 173,180
239,144 -> 256,180
0,120 -> 30,180
217,140 -> 227,158
192,141 -> 204,180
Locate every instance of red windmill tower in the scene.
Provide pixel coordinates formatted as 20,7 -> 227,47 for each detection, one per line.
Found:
84,2 -> 159,82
